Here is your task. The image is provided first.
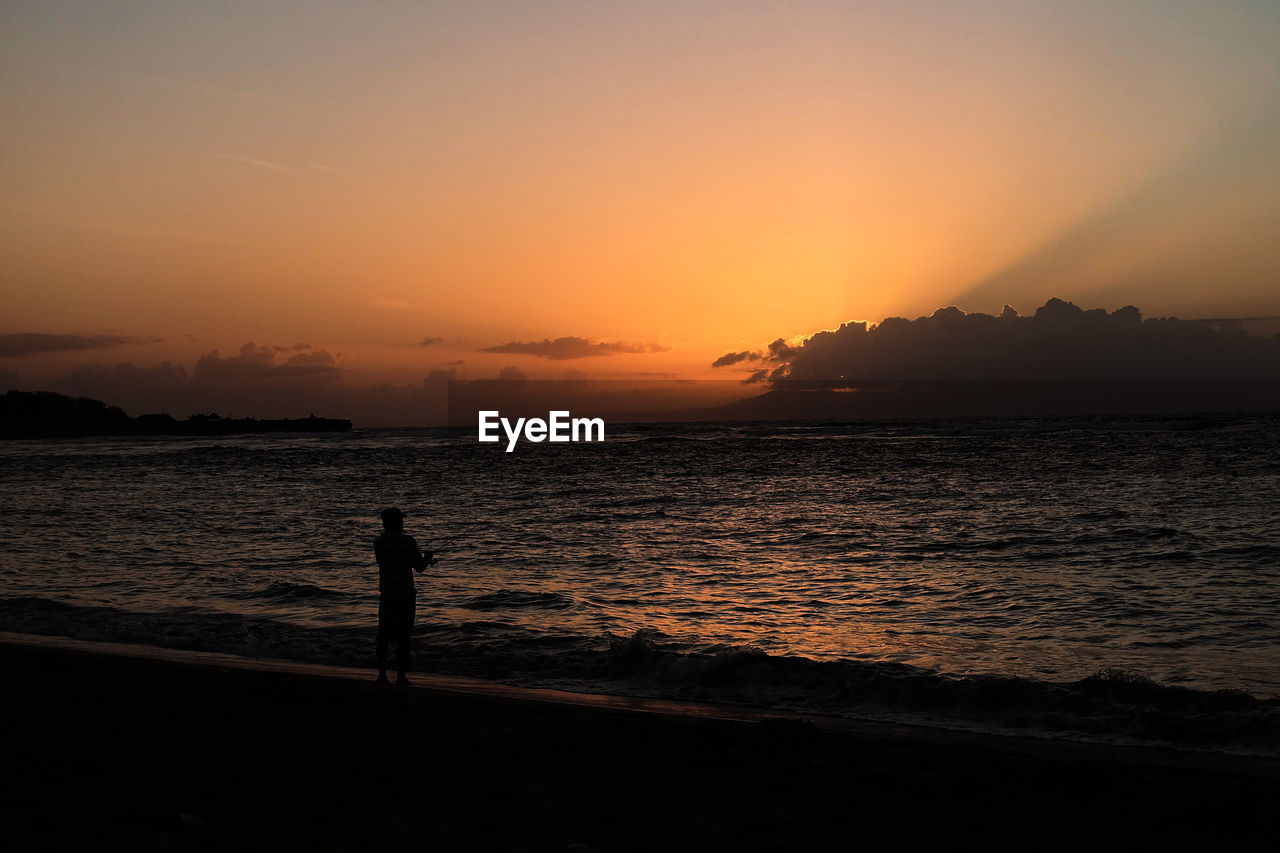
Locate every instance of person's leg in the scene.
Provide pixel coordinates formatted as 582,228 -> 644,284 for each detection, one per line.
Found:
376,629 -> 390,683
376,597 -> 390,683
396,634 -> 411,685
395,593 -> 415,685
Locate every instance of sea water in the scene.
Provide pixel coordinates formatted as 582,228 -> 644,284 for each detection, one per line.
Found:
1,413 -> 1277,752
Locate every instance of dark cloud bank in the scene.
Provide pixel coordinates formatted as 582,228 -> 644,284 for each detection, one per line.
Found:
2,341 -> 472,426
0,334 -> 682,426
4,298 -> 1278,426
712,298 -> 1280,420
717,298 -> 1280,382
482,337 -> 669,360
25,343 -> 348,422
0,333 -> 159,358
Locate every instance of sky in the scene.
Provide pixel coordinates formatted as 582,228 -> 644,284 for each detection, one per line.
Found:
3,1 -> 1280,423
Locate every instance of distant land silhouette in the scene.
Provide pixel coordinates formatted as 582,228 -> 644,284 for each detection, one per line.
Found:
0,390 -> 351,439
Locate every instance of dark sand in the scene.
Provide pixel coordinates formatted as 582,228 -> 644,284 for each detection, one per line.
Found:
2,635 -> 1277,851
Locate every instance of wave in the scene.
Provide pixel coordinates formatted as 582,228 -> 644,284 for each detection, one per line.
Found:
0,595 -> 368,664
1,596 -> 1276,755
591,633 -> 1279,752
458,590 -> 577,611
243,581 -> 347,600
598,494 -> 680,508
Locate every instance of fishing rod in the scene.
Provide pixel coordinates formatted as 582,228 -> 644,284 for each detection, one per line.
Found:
410,521 -> 484,634
434,521 -> 484,550
421,520 -> 486,565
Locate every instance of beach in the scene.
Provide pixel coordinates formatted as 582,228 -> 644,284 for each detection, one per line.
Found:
2,635 -> 1277,851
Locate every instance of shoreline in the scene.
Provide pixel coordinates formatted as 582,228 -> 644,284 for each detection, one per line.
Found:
4,629 -> 1277,763
3,633 -> 1277,850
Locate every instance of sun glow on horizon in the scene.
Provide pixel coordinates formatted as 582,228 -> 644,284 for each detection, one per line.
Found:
4,2 -> 1280,419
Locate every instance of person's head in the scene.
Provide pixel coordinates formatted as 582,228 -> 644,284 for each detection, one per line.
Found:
380,507 -> 405,532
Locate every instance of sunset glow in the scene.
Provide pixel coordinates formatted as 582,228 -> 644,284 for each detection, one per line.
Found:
4,2 -> 1280,422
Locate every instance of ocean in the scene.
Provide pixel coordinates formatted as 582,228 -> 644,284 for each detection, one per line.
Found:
2,413 -> 1278,753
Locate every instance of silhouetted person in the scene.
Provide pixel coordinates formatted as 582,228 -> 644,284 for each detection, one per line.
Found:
374,507 -> 432,685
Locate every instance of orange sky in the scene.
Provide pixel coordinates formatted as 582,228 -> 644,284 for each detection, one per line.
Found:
3,2 -> 1280,420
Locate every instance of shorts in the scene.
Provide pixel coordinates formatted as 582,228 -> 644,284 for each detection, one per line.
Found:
377,591 -> 416,641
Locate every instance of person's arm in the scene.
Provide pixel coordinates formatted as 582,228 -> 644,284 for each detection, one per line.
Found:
409,536 -> 429,573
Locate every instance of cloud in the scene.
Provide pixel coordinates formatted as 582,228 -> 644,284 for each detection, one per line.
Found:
215,154 -> 287,171
766,338 -> 800,361
481,336 -> 670,360
368,298 -> 423,311
33,343 -> 464,425
736,298 -> 1280,382
419,336 -> 445,346
283,349 -> 338,367
0,333 -> 159,358
711,350 -> 763,368
711,338 -> 802,370
496,366 -> 528,380
48,343 -> 342,418
194,343 -> 340,382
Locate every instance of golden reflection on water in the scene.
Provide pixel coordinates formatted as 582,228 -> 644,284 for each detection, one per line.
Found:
1,419 -> 1277,699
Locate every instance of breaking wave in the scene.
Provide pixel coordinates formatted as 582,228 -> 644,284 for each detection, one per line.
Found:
2,596 -> 1276,756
